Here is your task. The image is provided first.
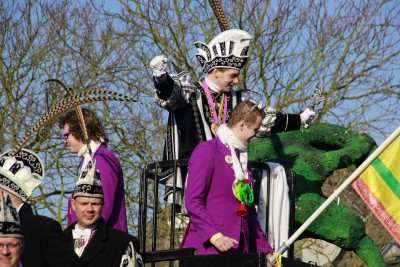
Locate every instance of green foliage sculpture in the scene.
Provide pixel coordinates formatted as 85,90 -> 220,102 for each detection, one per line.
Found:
249,123 -> 386,266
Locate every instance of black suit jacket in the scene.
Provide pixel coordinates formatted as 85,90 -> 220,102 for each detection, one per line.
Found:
64,217 -> 139,267
19,203 -> 83,267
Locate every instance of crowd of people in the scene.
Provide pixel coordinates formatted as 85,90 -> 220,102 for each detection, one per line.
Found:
0,28 -> 315,266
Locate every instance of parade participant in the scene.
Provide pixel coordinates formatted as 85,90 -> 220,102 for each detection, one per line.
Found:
0,149 -> 84,267
0,193 -> 24,267
180,101 -> 274,255
58,108 -> 128,232
149,29 -> 315,209
64,159 -> 143,267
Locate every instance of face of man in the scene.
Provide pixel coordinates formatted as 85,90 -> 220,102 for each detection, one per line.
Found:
71,197 -> 103,229
238,115 -> 262,146
0,237 -> 23,267
62,124 -> 85,153
212,68 -> 240,93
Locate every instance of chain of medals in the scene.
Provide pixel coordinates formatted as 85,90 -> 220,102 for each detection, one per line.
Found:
74,229 -> 96,250
202,79 -> 227,136
74,236 -> 86,249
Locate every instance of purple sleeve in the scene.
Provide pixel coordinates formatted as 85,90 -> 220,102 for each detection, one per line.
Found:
95,153 -> 121,223
185,142 -> 220,244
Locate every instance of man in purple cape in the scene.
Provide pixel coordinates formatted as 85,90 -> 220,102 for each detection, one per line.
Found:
181,101 -> 273,256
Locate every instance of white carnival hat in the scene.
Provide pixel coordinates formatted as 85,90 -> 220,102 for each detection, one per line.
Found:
73,160 -> 103,199
0,193 -> 23,238
194,29 -> 252,73
0,149 -> 44,201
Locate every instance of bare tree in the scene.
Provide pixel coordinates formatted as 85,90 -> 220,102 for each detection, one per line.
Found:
0,0 -> 399,263
0,0 -> 164,235
113,0 -> 399,140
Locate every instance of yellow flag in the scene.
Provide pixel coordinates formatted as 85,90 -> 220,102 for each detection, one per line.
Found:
352,135 -> 400,243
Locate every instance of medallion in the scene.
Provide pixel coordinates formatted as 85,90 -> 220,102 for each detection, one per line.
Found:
74,237 -> 85,249
225,155 -> 232,164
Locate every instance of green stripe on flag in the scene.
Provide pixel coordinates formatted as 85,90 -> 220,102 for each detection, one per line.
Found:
372,158 -> 400,200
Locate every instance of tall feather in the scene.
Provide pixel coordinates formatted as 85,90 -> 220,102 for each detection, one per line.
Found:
45,79 -> 93,160
9,88 -> 139,156
208,0 -> 231,31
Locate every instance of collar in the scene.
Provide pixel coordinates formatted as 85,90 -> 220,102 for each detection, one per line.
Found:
217,124 -> 247,151
78,140 -> 104,176
204,76 -> 221,94
77,139 -> 104,158
217,124 -> 248,184
72,228 -> 92,241
72,222 -> 98,240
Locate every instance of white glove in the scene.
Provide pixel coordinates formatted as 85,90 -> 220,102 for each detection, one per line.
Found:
300,108 -> 316,125
150,55 -> 168,77
257,106 -> 276,137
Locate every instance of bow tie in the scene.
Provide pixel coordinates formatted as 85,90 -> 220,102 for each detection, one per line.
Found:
72,228 -> 92,240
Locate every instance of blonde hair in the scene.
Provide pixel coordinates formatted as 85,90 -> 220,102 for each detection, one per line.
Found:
227,100 -> 264,127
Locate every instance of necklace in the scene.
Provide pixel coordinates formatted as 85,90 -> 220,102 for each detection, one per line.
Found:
74,237 -> 86,249
73,228 -> 96,250
202,79 -> 227,136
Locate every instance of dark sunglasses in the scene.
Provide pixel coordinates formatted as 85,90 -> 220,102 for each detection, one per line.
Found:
62,131 -> 71,140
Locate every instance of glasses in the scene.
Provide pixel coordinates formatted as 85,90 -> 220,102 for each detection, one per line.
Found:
0,243 -> 21,250
62,131 -> 71,140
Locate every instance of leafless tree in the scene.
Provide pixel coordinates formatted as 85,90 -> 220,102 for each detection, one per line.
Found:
0,0 -> 399,264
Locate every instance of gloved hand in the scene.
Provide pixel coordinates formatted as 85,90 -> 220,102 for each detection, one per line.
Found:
257,106 -> 277,137
150,55 -> 168,77
300,107 -> 316,125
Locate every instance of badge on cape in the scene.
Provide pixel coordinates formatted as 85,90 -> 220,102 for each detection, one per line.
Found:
225,155 -> 232,164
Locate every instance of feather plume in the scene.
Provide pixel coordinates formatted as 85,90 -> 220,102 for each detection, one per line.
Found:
208,0 -> 231,31
9,85 -> 140,156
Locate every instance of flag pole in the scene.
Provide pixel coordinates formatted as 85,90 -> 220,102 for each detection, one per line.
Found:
269,125 -> 400,263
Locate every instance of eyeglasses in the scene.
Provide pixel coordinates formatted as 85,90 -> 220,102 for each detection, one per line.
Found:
62,131 -> 71,141
0,243 -> 21,250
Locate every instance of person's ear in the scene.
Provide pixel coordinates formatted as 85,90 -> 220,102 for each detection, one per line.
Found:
213,69 -> 220,79
71,199 -> 76,212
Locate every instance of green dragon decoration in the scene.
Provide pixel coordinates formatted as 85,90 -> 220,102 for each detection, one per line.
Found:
249,123 -> 386,266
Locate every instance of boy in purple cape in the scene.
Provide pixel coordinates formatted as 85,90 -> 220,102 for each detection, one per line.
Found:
59,108 -> 127,232
181,101 -> 273,257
